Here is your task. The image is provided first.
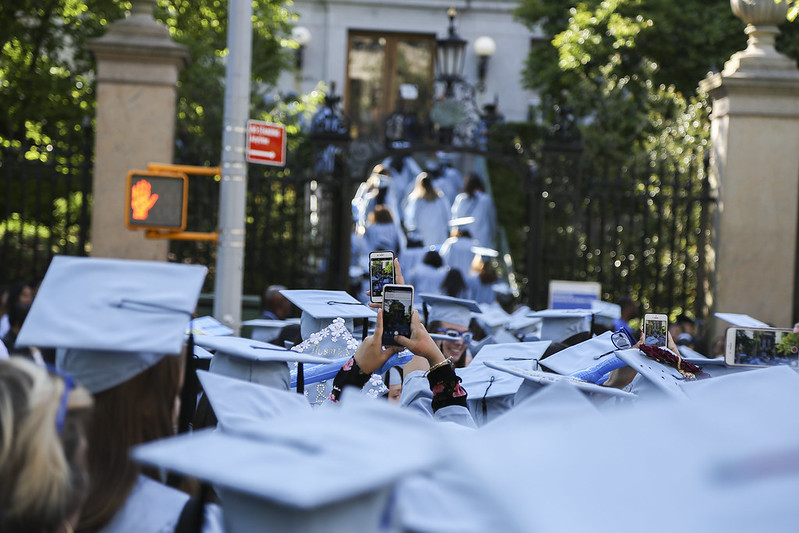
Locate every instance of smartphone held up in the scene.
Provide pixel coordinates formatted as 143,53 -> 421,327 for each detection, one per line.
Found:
643,313 -> 668,347
381,284 -> 413,346
369,251 -> 395,304
725,327 -> 799,367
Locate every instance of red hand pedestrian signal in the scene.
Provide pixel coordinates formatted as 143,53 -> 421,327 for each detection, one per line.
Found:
125,171 -> 188,231
131,179 -> 159,220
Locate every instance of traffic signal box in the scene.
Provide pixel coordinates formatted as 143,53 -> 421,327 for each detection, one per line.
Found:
125,170 -> 188,231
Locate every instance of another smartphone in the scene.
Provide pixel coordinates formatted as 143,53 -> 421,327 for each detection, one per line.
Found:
643,313 -> 668,347
369,250 -> 395,303
725,327 -> 799,367
381,284 -> 413,346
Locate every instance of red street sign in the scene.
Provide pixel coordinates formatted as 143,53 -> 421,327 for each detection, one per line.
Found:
246,120 -> 286,166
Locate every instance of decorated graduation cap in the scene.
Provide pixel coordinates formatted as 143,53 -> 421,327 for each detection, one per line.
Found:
194,334 -> 329,391
16,255 -> 206,394
132,397 -> 444,533
529,308 -> 593,343
280,289 -> 376,340
419,293 -> 481,331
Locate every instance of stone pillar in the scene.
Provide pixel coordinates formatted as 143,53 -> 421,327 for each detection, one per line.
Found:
88,0 -> 189,260
700,0 -> 799,334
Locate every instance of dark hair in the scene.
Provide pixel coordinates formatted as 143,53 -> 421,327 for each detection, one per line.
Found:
412,173 -> 441,201
8,301 -> 30,329
7,281 -> 33,309
441,268 -> 467,298
464,173 -> 484,197
78,354 -> 183,530
422,250 -> 443,269
371,204 -> 394,224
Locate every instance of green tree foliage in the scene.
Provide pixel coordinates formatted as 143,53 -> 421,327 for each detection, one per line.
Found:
517,0 -> 750,162
1,0 -> 294,162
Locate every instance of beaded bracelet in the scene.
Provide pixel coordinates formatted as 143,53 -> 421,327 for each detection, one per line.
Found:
426,357 -> 453,375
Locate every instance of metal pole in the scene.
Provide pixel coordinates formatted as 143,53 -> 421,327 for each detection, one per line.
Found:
213,0 -> 252,333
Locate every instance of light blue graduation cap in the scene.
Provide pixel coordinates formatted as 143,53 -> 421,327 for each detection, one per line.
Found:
714,312 -> 770,327
529,308 -> 593,342
16,255 -> 206,394
419,293 -> 481,331
613,347 -> 690,401
539,331 -> 617,375
471,341 -> 551,363
189,316 -> 234,336
590,299 -> 621,330
132,396 -> 444,533
196,370 -> 310,436
281,289 -> 376,340
241,318 -> 300,343
474,303 -> 511,333
194,334 -> 329,390
456,358 -> 540,426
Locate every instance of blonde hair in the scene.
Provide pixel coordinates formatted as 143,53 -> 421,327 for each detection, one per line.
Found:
0,358 -> 93,533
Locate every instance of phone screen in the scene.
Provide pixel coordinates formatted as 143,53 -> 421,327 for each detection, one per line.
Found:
369,253 -> 395,302
382,285 -> 413,346
728,328 -> 799,367
643,314 -> 668,347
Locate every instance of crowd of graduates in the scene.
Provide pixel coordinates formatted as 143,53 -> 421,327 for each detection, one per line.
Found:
2,154 -> 799,532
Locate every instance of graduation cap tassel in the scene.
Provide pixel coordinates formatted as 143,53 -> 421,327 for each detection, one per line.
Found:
177,332 -> 199,434
296,362 -> 305,394
482,375 -> 495,418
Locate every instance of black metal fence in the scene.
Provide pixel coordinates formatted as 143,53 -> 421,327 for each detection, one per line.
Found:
2,120 -> 715,333
0,127 -> 93,285
526,143 -> 715,323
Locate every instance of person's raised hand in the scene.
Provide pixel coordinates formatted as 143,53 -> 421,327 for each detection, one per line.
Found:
394,310 -> 446,367
366,258 -> 406,309
352,309 -> 403,374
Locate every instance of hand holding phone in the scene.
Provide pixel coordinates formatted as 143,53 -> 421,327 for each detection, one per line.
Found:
369,251 -> 395,303
643,313 -> 668,347
381,284 -> 413,346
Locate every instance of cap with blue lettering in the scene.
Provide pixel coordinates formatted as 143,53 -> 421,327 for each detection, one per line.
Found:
16,255 -> 206,394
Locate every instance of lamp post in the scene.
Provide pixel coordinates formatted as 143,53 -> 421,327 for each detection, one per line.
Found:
292,26 -> 311,93
474,36 -> 496,93
435,7 -> 467,98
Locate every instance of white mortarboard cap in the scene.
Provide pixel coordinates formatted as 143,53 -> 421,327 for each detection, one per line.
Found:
242,318 -> 300,343
714,312 -> 770,328
17,255 -> 206,394
472,341 -> 551,363
194,345 -> 213,360
469,245 -> 499,258
194,335 -> 329,390
281,289 -> 376,339
456,359 -> 539,426
196,370 -> 310,436
613,347 -> 689,401
485,360 -> 637,401
420,293 -> 481,328
590,300 -> 621,330
133,399 -> 444,533
539,331 -> 616,375
475,303 -> 510,331
529,308 -> 593,343
189,316 -> 234,336
448,216 -> 475,227
505,315 -> 541,337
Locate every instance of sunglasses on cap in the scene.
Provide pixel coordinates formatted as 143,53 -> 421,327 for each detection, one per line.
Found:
611,328 -> 637,350
436,328 -> 474,344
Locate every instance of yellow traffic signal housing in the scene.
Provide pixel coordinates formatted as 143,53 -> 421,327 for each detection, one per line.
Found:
125,170 -> 188,231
